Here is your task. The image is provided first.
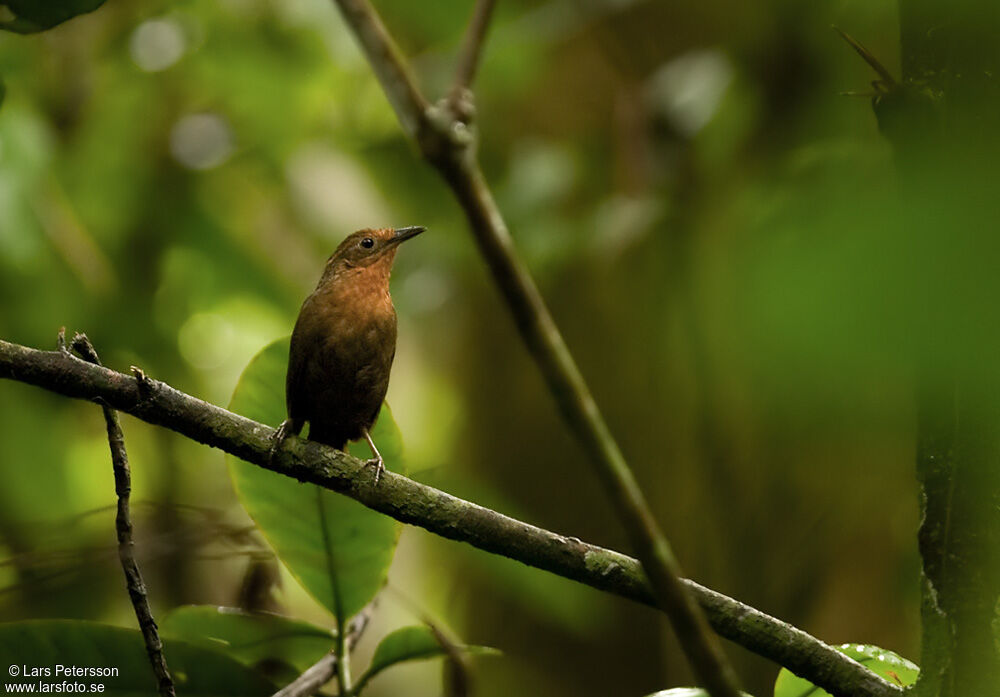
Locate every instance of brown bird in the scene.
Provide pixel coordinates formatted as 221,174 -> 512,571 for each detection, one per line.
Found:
271,226 -> 424,482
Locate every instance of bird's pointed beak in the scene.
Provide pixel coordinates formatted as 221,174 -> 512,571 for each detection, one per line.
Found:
391,226 -> 425,244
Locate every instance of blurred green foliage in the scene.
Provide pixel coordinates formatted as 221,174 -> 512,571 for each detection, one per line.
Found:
354,624 -> 498,695
160,605 -> 336,678
0,0 -> 940,694
0,620 -> 276,694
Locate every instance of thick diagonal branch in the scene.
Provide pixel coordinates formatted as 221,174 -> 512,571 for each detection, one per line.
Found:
66,334 -> 175,697
0,337 -> 900,697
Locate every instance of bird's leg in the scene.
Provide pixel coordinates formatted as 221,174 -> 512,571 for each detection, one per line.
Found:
363,429 -> 385,484
268,418 -> 300,466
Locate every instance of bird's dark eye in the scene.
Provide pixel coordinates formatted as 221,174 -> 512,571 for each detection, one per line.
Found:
361,237 -> 375,249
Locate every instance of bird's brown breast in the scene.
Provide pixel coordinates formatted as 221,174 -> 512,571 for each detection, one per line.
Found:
286,267 -> 398,448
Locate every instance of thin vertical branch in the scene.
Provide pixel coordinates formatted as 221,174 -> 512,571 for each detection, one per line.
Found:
67,333 -> 175,697
327,2 -> 743,695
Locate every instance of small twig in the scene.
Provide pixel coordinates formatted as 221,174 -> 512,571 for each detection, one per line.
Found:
68,334 -> 175,697
272,654 -> 338,697
347,603 -> 375,646
271,605 -> 374,697
329,2 -> 742,695
68,332 -> 101,366
0,337 -> 901,697
448,0 -> 498,118
832,26 -> 897,87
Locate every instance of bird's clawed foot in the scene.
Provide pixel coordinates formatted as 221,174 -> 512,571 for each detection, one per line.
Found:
269,419 -> 294,466
363,429 -> 385,485
365,455 -> 385,485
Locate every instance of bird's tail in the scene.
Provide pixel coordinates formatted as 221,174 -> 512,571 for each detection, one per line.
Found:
306,423 -> 347,452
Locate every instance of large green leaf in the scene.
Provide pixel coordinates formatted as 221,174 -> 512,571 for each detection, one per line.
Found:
227,337 -> 403,623
773,644 -> 918,697
0,620 -> 274,696
0,0 -> 106,33
353,625 -> 499,695
160,605 -> 335,675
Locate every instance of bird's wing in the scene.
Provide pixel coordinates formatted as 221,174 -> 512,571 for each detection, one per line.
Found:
285,299 -> 318,421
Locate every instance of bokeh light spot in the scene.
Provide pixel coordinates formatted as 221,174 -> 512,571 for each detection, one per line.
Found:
178,312 -> 236,371
129,18 -> 186,72
170,113 -> 234,170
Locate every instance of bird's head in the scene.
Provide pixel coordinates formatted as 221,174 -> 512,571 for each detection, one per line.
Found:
322,226 -> 424,280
